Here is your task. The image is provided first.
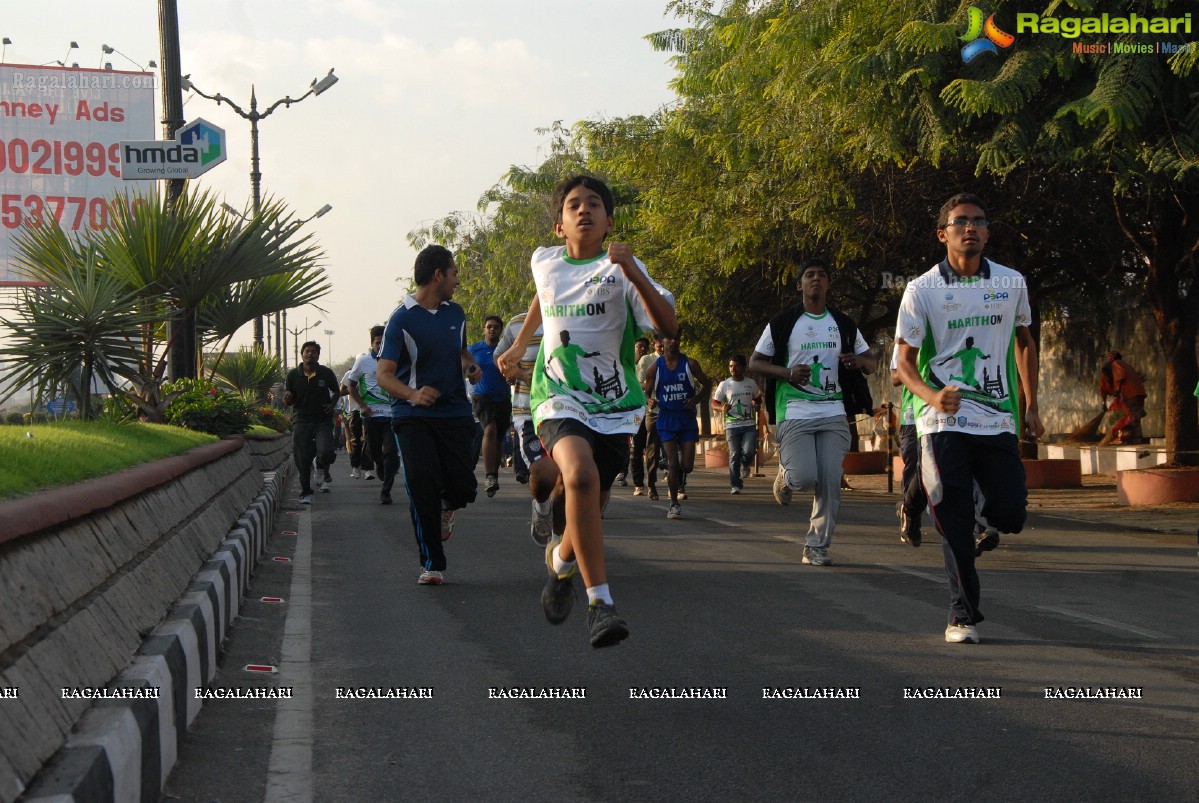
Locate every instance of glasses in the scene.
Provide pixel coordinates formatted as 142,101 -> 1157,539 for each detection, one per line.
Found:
943,216 -> 989,229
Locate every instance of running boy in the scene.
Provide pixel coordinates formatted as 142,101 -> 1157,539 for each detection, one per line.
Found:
499,175 -> 676,648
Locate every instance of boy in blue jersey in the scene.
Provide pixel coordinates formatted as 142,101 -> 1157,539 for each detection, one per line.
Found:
642,331 -> 711,519
895,193 -> 1044,644
469,315 -> 513,497
377,245 -> 482,586
499,175 -> 677,648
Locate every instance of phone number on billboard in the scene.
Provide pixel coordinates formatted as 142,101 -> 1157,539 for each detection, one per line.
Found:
1,138 -> 123,178
2,194 -> 144,231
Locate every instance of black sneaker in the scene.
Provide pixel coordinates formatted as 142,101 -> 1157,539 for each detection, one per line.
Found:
380,492 -> 392,505
898,502 -> 921,547
587,602 -> 629,648
975,526 -> 1000,556
485,473 -> 499,498
541,537 -> 577,624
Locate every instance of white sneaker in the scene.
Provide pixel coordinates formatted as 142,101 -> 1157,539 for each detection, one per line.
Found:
364,470 -> 376,480
802,546 -> 832,566
945,622 -> 979,644
530,499 -> 553,546
667,503 -> 682,520
730,486 -> 741,495
319,480 -> 331,493
773,469 -> 792,506
440,507 -> 455,541
350,467 -> 361,479
418,569 -> 444,586
299,494 -> 314,505
616,472 -> 628,487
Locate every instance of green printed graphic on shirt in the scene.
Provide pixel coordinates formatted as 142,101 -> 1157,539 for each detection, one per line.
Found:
756,310 -> 868,422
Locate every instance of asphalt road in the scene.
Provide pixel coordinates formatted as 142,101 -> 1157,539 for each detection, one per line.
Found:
162,460 -> 1199,803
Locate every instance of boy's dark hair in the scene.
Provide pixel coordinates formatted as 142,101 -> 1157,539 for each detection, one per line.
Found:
370,325 -> 385,340
414,244 -> 454,286
301,340 -> 320,354
552,175 -> 615,225
635,336 -> 650,348
937,193 -> 987,229
795,256 -> 831,283
730,354 -> 747,367
484,314 -> 503,327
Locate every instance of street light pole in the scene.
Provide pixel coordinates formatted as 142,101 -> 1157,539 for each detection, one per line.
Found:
287,319 -> 322,369
182,69 -> 339,352
324,329 -> 335,366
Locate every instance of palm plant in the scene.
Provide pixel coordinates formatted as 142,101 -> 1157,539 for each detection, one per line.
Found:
0,246 -> 158,418
206,347 -> 283,405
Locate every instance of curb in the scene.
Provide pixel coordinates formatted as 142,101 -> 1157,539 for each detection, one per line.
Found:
22,471 -> 283,802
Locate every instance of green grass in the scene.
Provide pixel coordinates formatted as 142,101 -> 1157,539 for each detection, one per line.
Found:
0,422 -> 219,501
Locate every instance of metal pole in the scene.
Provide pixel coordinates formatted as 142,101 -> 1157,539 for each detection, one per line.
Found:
885,402 -> 895,494
249,88 -> 264,352
158,0 -> 192,379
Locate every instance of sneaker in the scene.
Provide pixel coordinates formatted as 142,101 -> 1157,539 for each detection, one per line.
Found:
323,467 -> 333,484
350,467 -> 361,479
666,503 -> 682,519
741,465 -> 751,480
616,472 -> 628,487
380,492 -> 392,505
648,488 -> 659,501
678,485 -> 688,500
418,569 -> 443,586
299,493 -> 314,505
440,507 -> 455,541
541,537 -> 577,624
730,486 -> 741,495
898,502 -> 922,548
944,621 -> 979,644
633,486 -> 644,497
515,471 -> 530,485
365,470 -> 376,480
802,546 -> 832,566
485,474 -> 499,498
587,601 -> 629,648
975,527 -> 1000,557
773,469 -> 792,506
841,475 -> 854,490
319,480 -> 332,493
530,499 -> 553,546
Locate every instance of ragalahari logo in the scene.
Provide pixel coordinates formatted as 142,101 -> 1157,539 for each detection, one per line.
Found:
960,6 -> 1015,63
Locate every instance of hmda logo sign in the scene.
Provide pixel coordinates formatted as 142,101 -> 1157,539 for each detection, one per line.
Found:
120,118 -> 226,180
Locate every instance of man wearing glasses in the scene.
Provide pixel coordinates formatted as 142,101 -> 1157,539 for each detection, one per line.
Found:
894,193 -> 1045,645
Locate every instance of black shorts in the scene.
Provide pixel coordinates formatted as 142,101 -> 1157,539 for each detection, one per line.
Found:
537,418 -> 630,492
472,395 -> 512,432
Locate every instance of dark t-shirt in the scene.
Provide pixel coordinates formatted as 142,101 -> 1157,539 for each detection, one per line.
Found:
285,364 -> 340,423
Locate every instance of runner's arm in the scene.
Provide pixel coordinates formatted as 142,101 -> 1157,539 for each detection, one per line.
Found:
1014,326 -> 1044,439
497,295 -> 540,377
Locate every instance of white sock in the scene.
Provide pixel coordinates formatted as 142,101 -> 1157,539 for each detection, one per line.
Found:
552,545 -> 575,577
586,583 -> 613,606
534,498 -> 552,517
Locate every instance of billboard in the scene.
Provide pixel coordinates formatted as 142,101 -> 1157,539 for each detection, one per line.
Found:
0,64 -> 155,286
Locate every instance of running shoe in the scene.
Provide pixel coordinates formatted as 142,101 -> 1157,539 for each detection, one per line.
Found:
299,493 -> 314,505
418,569 -> 443,586
773,469 -> 792,505
944,621 -> 979,644
485,473 -> 499,498
741,465 -> 751,480
616,473 -> 628,487
648,488 -> 659,501
319,480 -> 331,493
730,486 -> 740,495
975,527 -> 1000,556
380,492 -> 392,505
898,501 -> 922,547
351,467 -> 361,479
541,536 -> 577,624
667,503 -> 682,519
633,486 -> 644,497
678,485 -> 688,500
365,470 -> 376,480
515,471 -> 530,485
587,601 -> 629,648
530,499 -> 553,546
440,507 -> 455,541
802,546 -> 832,566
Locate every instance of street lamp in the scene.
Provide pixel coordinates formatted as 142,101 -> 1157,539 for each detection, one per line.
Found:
288,319 -> 322,368
324,329 -> 335,366
101,44 -> 156,72
182,68 -> 339,351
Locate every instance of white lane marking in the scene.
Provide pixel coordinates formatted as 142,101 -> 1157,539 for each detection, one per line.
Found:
264,510 -> 314,803
880,564 -> 946,584
708,519 -> 744,528
1035,606 -> 1174,640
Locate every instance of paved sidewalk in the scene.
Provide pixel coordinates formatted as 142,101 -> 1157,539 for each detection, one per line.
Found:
733,463 -> 1198,536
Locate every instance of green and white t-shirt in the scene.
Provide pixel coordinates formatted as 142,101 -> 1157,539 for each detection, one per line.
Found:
753,310 -> 870,421
713,377 -> 761,430
895,258 -> 1032,437
346,350 -> 394,417
495,311 -> 542,423
529,245 -> 674,435
889,347 -> 916,426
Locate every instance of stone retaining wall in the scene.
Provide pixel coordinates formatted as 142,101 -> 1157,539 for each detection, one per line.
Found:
0,434 -> 292,803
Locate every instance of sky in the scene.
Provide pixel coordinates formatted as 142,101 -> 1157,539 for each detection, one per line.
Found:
1,0 -> 685,368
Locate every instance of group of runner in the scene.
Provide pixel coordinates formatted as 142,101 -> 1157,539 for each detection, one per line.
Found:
284,179 -> 1041,650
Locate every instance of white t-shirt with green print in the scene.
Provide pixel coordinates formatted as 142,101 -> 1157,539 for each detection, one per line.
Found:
753,309 -> 869,421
